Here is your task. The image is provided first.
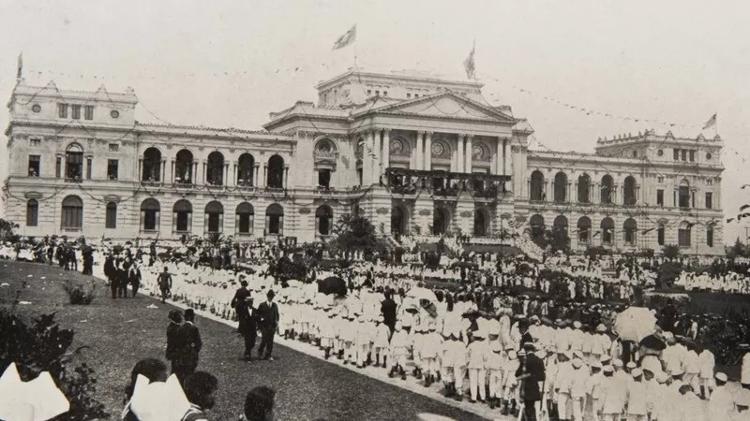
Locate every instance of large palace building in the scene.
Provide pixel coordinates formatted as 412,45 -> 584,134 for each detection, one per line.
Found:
3,70 -> 725,254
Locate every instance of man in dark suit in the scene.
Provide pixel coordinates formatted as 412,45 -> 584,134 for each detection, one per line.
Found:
104,254 -> 116,299
256,289 -> 279,361
174,309 -> 202,384
381,290 -> 397,335
515,342 -> 546,421
231,280 -> 256,361
166,310 -> 183,377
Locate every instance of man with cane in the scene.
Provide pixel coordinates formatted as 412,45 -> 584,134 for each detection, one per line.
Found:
516,342 -> 546,421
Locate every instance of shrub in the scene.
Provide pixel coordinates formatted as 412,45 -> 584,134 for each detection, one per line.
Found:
0,310 -> 109,420
62,280 -> 97,305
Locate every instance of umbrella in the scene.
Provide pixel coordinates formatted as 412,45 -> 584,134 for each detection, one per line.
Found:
614,306 -> 657,342
129,374 -> 191,421
0,362 -> 70,421
317,276 -> 347,297
639,334 -> 666,351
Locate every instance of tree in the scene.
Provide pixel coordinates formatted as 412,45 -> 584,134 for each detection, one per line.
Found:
0,217 -> 18,242
727,237 -> 748,258
662,244 -> 681,261
328,213 -> 379,253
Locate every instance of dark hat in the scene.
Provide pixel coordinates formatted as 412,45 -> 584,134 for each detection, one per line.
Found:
267,289 -> 275,298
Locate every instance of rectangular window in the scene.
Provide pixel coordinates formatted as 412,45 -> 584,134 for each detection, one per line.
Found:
55,157 -> 62,178
657,227 -> 665,246
28,155 -> 40,177
678,228 -> 691,247
105,203 -> 117,229
673,149 -> 679,160
656,189 -> 664,207
58,103 -> 68,118
407,93 -> 411,99
707,228 -> 714,248
318,169 -> 331,188
107,159 -> 118,180
109,143 -> 119,152
705,192 -> 713,209
29,138 -> 41,146
86,157 -> 92,179
84,105 -> 94,120
689,150 -> 695,162
26,200 -> 38,227
681,150 -> 687,161
657,176 -> 664,183
71,104 -> 81,120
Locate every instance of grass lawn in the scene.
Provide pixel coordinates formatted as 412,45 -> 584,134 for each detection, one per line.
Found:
0,260 -> 488,421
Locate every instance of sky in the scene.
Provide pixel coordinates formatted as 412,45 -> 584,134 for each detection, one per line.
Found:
1,0 -> 749,244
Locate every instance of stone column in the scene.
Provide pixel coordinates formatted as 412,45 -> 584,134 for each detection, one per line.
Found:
202,161 -> 207,184
262,163 -> 267,187
465,135 -> 473,173
284,165 -> 290,189
372,130 -> 381,183
170,160 -> 175,183
161,159 -> 166,183
192,162 -> 198,184
414,131 -> 423,171
254,163 -> 260,187
363,130 -> 374,185
223,163 -> 229,186
424,132 -> 432,171
456,134 -> 464,173
138,158 -> 143,181
382,129 -> 391,176
495,138 -> 502,175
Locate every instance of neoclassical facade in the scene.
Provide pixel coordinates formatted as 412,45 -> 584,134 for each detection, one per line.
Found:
3,70 -> 724,254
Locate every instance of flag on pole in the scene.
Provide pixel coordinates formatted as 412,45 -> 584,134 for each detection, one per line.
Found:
702,113 -> 717,130
332,25 -> 357,50
16,52 -> 23,79
463,42 -> 476,80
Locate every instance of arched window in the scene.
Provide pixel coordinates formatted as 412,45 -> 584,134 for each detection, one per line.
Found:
205,201 -> 224,233
530,171 -> 545,202
706,225 -> 714,248
553,215 -> 568,236
678,179 -> 691,208
577,216 -> 591,244
433,206 -> 450,235
207,151 -> 225,186
529,214 -> 545,244
473,208 -> 489,237
142,148 -> 161,182
237,153 -> 255,187
624,176 -> 637,206
173,200 -> 192,233
105,202 -> 117,229
601,175 -> 614,204
316,205 -> 334,236
624,218 -> 637,245
577,174 -> 591,204
61,195 -> 83,230
267,155 -> 285,189
601,217 -> 614,245
553,172 -> 568,203
26,199 -> 38,227
266,204 -> 284,235
678,221 -> 692,247
140,198 -> 160,232
175,150 -> 193,184
236,202 -> 254,235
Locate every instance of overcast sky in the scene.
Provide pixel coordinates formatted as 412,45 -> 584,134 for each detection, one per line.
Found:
1,0 -> 749,244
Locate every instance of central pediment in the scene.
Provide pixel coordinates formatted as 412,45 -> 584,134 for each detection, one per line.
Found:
360,92 -> 516,124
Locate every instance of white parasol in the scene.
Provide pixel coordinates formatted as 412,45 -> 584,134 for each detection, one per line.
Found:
613,306 -> 657,342
129,374 -> 191,421
0,362 -> 70,421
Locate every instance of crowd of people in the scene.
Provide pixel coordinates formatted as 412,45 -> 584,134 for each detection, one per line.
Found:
3,234 -> 750,420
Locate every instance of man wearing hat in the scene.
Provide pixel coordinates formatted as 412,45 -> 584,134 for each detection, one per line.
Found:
569,357 -> 588,421
626,368 -> 648,421
708,372 -> 737,419
599,364 -> 627,421
256,289 -> 279,361
516,342 -> 546,420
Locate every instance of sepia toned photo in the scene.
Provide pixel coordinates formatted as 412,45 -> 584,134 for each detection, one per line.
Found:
0,1 -> 748,420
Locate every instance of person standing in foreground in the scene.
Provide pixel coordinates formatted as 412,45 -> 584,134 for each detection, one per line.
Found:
166,310 -> 183,377
128,262 -> 142,297
157,266 -> 172,303
516,343 -> 545,421
231,280 -> 257,360
256,290 -> 279,361
174,309 -> 202,384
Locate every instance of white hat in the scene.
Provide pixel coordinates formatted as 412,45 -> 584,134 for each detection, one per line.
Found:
472,329 -> 485,339
632,368 -> 643,377
714,372 -> 728,382
613,359 -> 623,368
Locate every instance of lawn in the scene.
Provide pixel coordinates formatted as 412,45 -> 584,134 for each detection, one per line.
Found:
0,260 -> 488,421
